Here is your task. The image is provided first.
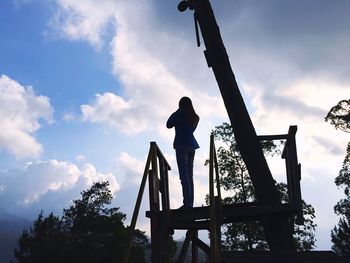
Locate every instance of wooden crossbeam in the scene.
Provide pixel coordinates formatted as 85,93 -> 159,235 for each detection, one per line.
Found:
146,203 -> 299,231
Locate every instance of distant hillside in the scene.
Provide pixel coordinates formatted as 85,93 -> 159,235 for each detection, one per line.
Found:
0,214 -> 32,263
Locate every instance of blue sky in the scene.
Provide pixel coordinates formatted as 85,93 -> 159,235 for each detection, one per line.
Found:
0,0 -> 349,250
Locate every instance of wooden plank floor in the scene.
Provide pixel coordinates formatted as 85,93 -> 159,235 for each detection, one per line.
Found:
146,203 -> 299,230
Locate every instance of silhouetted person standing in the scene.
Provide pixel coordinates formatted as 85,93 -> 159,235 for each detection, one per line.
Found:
167,97 -> 199,209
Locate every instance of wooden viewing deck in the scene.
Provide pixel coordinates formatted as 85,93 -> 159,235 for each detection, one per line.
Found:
146,202 -> 299,230
122,126 -> 308,262
121,127 -> 349,263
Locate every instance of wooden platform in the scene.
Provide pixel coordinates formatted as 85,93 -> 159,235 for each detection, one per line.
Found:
146,203 -> 299,230
145,205 -> 350,263
132,125 -> 305,262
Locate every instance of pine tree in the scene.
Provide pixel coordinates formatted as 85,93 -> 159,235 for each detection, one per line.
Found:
14,212 -> 67,263
14,181 -> 149,262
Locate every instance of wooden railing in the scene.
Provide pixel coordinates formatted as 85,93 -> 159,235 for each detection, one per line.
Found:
122,141 -> 171,263
258,125 -> 303,224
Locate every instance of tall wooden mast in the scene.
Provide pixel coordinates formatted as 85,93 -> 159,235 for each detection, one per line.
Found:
181,0 -> 296,260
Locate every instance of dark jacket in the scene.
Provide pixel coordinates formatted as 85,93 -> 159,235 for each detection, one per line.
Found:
166,109 -> 199,149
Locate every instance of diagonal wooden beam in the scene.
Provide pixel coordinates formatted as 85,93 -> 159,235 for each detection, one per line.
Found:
189,0 -> 297,260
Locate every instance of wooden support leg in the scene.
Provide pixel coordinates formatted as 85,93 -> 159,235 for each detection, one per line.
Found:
152,212 -> 172,263
177,230 -> 193,263
193,236 -> 210,258
262,215 -> 297,262
192,230 -> 198,263
149,168 -> 172,263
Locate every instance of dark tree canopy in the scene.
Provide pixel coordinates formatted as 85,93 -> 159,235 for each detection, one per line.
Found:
326,100 -> 350,256
14,212 -> 67,263
332,217 -> 350,256
331,142 -> 350,256
211,123 -> 316,251
14,181 -> 149,263
325,99 -> 350,133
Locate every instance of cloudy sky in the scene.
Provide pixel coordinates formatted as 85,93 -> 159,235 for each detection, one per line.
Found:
0,0 -> 349,249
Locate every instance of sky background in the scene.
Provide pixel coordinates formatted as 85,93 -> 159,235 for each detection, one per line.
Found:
0,0 -> 349,250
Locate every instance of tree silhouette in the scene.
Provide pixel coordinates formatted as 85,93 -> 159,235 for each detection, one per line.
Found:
14,181 -> 149,263
14,212 -> 67,263
325,99 -> 350,133
326,99 -> 350,256
331,143 -> 350,256
210,123 -> 316,251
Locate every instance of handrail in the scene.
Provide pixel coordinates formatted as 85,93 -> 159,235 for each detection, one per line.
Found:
122,141 -> 171,263
206,125 -> 303,262
258,126 -> 303,224
152,141 -> 171,169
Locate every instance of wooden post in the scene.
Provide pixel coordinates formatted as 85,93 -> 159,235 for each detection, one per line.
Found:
177,230 -> 192,263
149,168 -> 161,263
209,135 -> 221,263
148,142 -> 172,263
192,230 -> 199,263
159,157 -> 170,211
282,126 -> 303,224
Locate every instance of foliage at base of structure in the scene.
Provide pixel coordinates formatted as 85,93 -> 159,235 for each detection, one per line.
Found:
211,123 -> 316,251
14,181 -> 149,263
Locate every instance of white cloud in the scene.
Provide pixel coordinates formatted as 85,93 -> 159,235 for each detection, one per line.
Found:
49,0 -> 226,135
0,159 -> 119,216
107,1 -> 227,135
75,154 -> 86,162
62,111 -> 76,121
48,0 -> 118,49
0,74 -> 53,159
80,163 -> 120,193
116,152 -> 145,183
81,92 -> 148,135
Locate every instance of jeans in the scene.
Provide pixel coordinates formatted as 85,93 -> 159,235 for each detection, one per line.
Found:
175,146 -> 195,207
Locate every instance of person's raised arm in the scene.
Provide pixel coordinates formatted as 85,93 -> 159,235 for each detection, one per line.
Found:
166,111 -> 177,128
